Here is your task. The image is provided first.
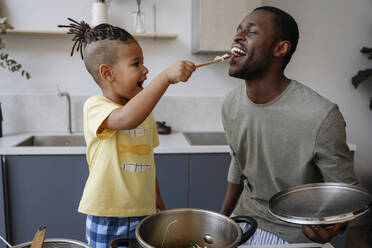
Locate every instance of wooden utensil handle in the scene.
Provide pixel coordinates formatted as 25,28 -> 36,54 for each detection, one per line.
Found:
31,226 -> 46,248
196,54 -> 231,68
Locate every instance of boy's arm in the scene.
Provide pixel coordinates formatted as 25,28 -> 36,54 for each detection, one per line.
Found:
156,178 -> 166,211
102,61 -> 195,130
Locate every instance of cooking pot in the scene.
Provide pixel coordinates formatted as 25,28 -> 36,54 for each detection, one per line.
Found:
110,208 -> 257,248
12,238 -> 91,248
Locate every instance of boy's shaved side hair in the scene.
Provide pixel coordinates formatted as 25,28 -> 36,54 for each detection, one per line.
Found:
83,39 -> 135,85
58,18 -> 136,85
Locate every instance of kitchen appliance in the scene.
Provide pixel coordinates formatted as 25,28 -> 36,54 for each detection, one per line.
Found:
110,208 -> 257,248
269,183 -> 372,225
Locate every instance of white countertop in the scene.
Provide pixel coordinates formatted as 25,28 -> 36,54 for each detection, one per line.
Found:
0,132 -> 356,155
0,132 -> 230,155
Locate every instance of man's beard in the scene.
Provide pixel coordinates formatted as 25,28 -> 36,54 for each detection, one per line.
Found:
229,65 -> 264,80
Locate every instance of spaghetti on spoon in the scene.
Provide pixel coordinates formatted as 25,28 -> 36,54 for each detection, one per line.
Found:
195,54 -> 231,68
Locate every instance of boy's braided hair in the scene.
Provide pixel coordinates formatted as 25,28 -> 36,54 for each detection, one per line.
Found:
58,18 -> 135,59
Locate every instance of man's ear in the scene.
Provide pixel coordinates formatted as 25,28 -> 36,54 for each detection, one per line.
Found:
273,40 -> 291,58
99,64 -> 115,82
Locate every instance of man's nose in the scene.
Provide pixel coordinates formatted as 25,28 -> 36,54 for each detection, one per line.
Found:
233,30 -> 245,42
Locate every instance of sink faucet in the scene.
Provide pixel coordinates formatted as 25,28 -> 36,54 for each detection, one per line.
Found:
57,88 -> 72,134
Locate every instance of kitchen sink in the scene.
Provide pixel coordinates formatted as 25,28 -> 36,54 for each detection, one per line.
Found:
182,132 -> 228,146
15,135 -> 86,147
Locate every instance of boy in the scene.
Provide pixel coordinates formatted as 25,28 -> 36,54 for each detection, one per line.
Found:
58,19 -> 196,247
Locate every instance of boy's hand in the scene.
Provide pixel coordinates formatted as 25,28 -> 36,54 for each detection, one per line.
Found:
164,61 -> 196,84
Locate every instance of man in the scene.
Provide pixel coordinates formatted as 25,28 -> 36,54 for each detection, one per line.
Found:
220,6 -> 357,245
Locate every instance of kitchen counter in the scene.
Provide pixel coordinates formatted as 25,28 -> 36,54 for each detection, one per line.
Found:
0,132 -> 231,155
0,132 -> 357,155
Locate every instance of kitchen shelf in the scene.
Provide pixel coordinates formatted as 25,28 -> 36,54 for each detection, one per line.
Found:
5,29 -> 179,39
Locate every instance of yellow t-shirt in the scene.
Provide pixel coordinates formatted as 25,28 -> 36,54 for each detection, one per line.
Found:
78,96 -> 159,217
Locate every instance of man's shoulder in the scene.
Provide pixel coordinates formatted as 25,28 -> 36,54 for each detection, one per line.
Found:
223,85 -> 243,107
290,80 -> 335,113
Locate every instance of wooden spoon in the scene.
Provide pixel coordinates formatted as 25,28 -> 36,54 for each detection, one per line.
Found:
196,54 -> 231,68
30,226 -> 46,248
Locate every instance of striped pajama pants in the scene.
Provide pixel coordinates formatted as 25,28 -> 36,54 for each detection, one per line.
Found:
232,213 -> 288,245
243,227 -> 289,245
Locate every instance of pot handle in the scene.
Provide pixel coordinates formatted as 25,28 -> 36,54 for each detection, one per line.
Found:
231,215 -> 257,245
109,237 -> 139,248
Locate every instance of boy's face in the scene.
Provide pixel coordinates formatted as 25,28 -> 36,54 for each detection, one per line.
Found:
111,41 -> 148,101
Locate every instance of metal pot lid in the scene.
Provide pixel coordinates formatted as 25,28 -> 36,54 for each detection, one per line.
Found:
268,183 -> 372,225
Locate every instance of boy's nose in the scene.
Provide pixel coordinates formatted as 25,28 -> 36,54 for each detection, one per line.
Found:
143,66 -> 149,75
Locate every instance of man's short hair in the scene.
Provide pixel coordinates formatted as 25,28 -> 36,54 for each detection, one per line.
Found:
254,6 -> 299,70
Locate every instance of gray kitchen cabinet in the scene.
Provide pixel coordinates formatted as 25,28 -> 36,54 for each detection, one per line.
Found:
155,154 -> 188,209
3,155 -> 88,245
192,0 -> 261,54
189,154 -> 231,212
155,153 -> 231,212
0,156 -> 7,248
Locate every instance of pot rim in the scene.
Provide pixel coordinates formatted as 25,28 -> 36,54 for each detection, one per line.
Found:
135,208 -> 242,248
12,238 -> 91,248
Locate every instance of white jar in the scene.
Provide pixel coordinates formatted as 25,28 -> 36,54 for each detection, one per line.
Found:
91,1 -> 108,27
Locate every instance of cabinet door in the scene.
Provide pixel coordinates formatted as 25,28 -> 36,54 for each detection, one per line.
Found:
192,0 -> 261,54
155,154 -> 188,209
189,153 -> 230,212
4,155 -> 88,244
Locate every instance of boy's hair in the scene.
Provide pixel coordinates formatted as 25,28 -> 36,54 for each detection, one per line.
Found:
58,18 -> 136,84
254,6 -> 299,70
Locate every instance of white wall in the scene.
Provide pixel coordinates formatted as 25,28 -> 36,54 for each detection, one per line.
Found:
0,0 -> 240,96
0,0 -> 371,189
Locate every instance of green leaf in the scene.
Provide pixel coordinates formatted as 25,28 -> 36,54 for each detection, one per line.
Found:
0,53 -> 8,60
7,59 -> 16,66
361,47 -> 372,54
351,68 -> 372,88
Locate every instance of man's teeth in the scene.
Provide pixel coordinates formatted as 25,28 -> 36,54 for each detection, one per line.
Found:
231,47 -> 247,57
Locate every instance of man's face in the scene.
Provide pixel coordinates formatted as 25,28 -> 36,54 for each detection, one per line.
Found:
229,10 -> 278,80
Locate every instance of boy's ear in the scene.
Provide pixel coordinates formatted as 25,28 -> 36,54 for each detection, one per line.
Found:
99,64 -> 115,82
273,40 -> 291,58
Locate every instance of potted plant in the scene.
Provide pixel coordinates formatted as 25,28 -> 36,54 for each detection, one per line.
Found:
0,16 -> 30,137
352,46 -> 372,110
0,17 -> 30,79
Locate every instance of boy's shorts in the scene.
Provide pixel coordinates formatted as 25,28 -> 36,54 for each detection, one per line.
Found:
86,215 -> 146,248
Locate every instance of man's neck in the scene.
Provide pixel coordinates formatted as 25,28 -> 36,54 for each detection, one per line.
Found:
245,73 -> 290,104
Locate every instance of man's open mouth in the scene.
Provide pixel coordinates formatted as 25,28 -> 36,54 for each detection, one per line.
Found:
137,81 -> 143,88
231,47 -> 247,57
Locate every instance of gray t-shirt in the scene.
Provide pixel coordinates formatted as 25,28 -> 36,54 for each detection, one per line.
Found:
221,80 -> 357,243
